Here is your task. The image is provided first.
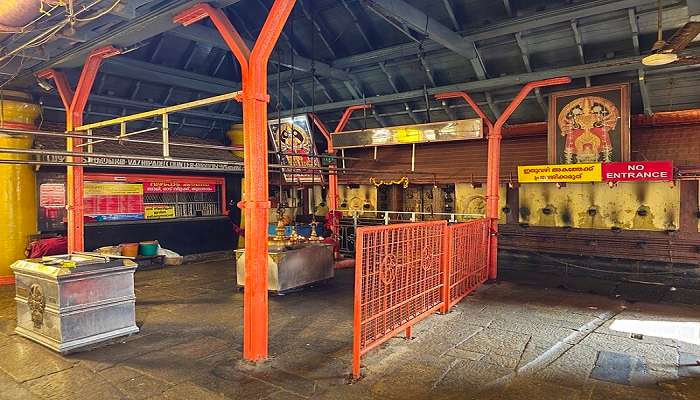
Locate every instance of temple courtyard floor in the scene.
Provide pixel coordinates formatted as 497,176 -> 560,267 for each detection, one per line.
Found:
1,259 -> 699,399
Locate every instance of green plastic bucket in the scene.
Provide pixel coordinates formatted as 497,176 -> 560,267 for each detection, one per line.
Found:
139,241 -> 159,256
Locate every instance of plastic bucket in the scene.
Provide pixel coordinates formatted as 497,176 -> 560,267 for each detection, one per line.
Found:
139,241 -> 159,256
120,243 -> 139,257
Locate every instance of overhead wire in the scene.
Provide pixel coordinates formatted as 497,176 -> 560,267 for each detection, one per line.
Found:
75,0 -> 122,22
0,0 -> 114,87
0,21 -> 68,63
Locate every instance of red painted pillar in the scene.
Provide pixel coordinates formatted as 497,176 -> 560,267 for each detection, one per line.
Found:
37,46 -> 120,253
486,77 -> 571,280
309,105 -> 370,218
175,0 -> 296,361
308,113 -> 337,211
436,77 -> 571,281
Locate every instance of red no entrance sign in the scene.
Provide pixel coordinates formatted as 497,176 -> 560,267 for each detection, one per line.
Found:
602,161 -> 674,182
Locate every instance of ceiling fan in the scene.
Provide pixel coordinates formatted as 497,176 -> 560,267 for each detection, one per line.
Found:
641,0 -> 700,66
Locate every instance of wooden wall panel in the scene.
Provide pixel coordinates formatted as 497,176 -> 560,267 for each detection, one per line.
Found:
341,123 -> 700,184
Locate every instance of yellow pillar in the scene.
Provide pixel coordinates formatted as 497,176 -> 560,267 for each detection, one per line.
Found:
0,91 -> 39,284
227,124 -> 245,248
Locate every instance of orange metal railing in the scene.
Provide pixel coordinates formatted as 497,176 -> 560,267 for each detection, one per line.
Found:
442,219 -> 490,313
352,221 -> 447,379
352,218 -> 491,378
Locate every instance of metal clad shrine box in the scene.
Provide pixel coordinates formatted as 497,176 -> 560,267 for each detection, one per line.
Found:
12,254 -> 139,353
236,244 -> 334,293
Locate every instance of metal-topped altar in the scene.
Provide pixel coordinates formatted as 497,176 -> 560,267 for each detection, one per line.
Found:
236,219 -> 334,294
11,253 -> 139,353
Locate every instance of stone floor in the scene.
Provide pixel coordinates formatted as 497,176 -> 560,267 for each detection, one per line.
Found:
1,260 -> 700,399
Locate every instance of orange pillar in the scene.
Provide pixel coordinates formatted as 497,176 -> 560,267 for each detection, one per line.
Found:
174,0 -> 296,361
308,113 -> 336,210
436,76 -> 572,281
309,105 -> 370,218
37,46 -> 120,253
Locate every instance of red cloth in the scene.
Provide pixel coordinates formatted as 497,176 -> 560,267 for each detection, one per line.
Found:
325,210 -> 343,231
322,236 -> 339,256
28,237 -> 68,258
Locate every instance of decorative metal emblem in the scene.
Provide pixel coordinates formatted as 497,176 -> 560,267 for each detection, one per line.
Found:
379,254 -> 398,285
421,247 -> 435,270
27,284 -> 46,329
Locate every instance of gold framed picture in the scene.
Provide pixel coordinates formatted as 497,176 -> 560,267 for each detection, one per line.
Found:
548,83 -> 630,164
268,114 -> 323,184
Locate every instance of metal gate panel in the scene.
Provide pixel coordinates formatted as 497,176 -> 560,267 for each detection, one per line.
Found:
443,219 -> 490,312
352,221 -> 447,378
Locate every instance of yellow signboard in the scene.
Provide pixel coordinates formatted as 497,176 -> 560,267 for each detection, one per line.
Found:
84,182 -> 143,196
518,163 -> 602,183
145,205 -> 176,219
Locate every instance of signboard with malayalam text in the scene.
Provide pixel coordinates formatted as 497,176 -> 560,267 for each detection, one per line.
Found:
143,182 -> 217,193
145,205 -> 176,219
601,161 -> 674,182
518,163 -> 602,183
83,182 -> 145,221
332,118 -> 483,149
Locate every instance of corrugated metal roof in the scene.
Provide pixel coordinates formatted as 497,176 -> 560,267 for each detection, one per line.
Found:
0,0 -> 697,139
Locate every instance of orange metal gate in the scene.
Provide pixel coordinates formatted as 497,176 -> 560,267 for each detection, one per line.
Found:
352,221 -> 447,379
442,219 -> 490,313
352,219 -> 491,378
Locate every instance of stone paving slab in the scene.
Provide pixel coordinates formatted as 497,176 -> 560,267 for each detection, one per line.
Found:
25,365 -> 123,400
480,377 -> 586,400
532,343 -> 599,390
0,337 -> 76,383
0,369 -> 41,400
155,382 -> 228,400
585,380 -> 673,400
68,332 -> 193,372
590,350 -> 653,386
456,327 -> 531,369
190,364 -> 280,399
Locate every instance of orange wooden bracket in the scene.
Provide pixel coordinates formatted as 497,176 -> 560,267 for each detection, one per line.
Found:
308,112 -> 332,151
308,105 -> 372,218
484,76 -> 571,280
335,104 -> 372,133
36,45 -> 121,254
436,78 -> 571,281
37,69 -> 74,110
434,91 -> 494,132
174,4 -> 250,75
71,46 -> 121,117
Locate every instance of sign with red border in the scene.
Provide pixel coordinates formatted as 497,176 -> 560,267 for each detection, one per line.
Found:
143,182 -> 217,193
39,183 -> 65,208
602,161 -> 674,182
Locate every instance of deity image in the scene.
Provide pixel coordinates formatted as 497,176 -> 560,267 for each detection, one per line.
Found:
558,96 -> 619,164
269,115 -> 321,183
278,121 -> 311,165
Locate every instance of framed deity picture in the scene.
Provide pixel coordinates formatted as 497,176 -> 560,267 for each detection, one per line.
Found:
268,114 -> 323,184
548,83 -> 630,164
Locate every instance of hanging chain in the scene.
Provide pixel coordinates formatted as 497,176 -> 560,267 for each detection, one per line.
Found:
289,10 -> 298,221
419,16 -> 431,123
276,49 -> 284,217
310,1 -> 318,222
